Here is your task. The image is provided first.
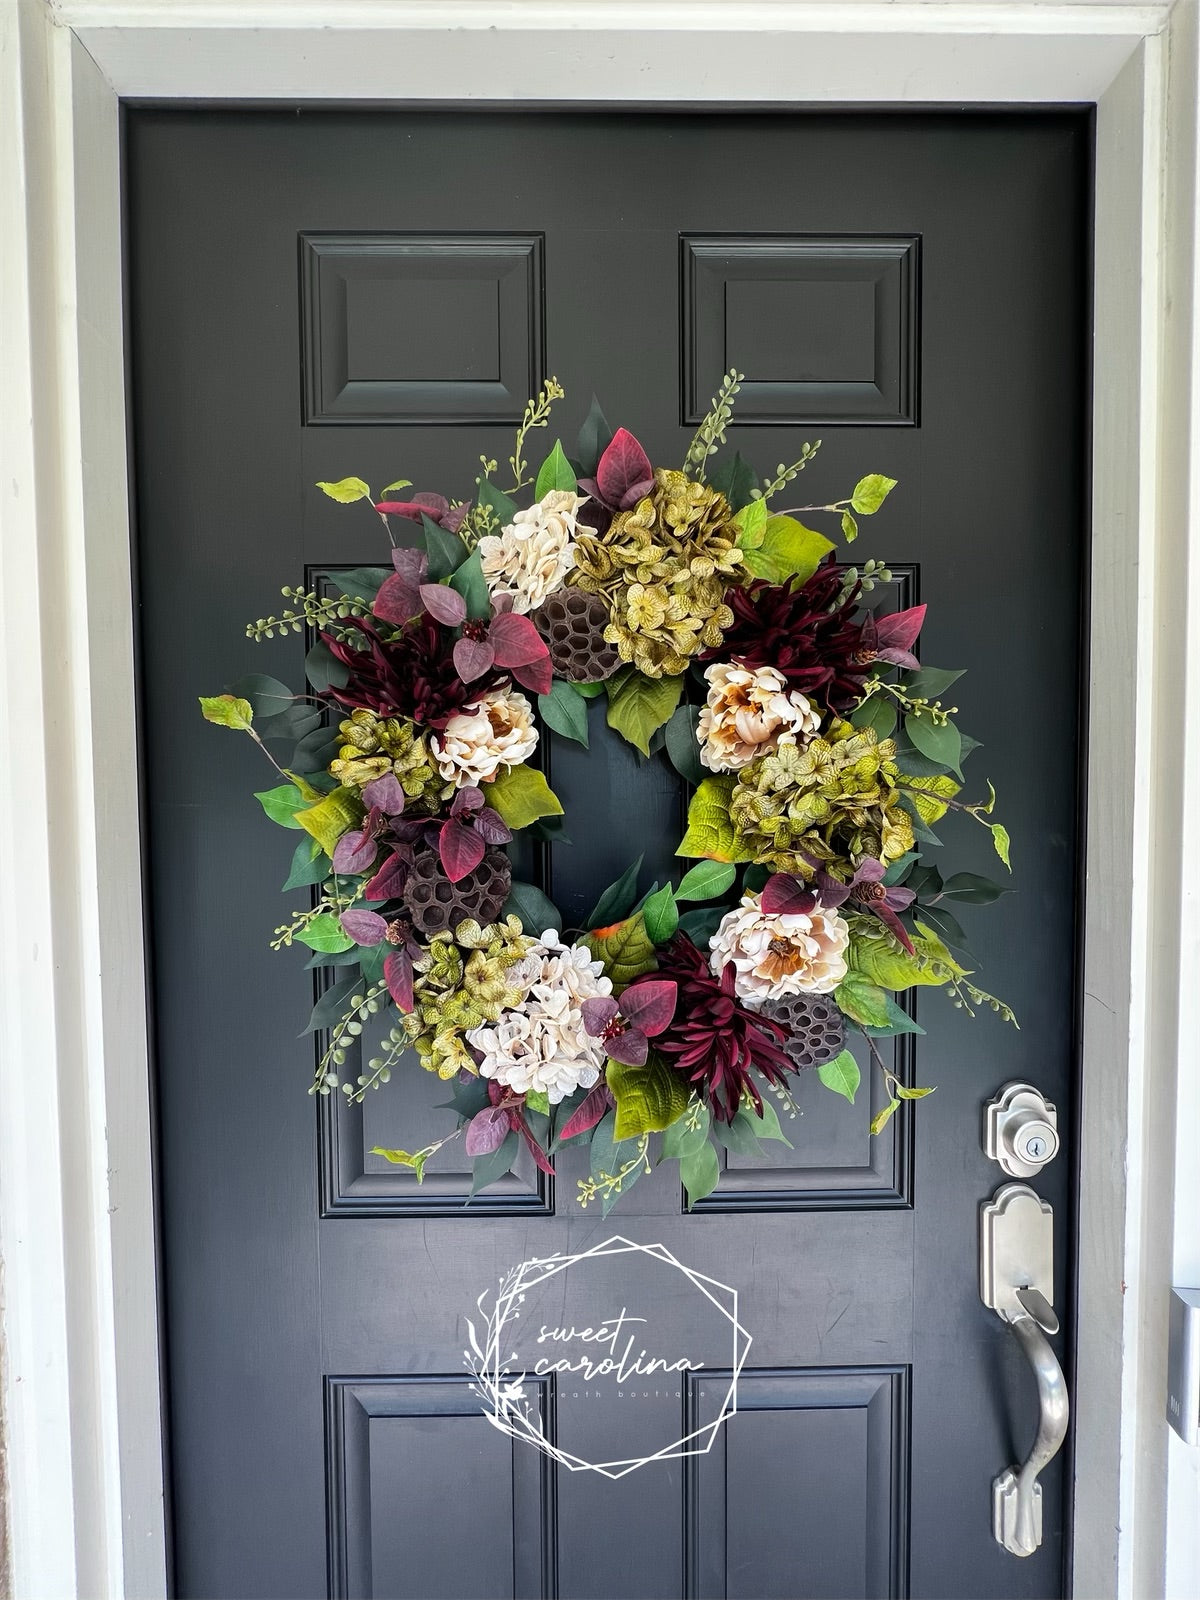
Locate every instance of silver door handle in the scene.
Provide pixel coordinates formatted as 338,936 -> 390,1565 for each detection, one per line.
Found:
980,1184 -> 1070,1556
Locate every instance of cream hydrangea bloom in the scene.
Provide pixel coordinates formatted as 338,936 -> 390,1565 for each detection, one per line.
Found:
467,931 -> 613,1103
478,489 -> 587,613
709,891 -> 850,1004
431,686 -> 538,787
697,662 -> 821,772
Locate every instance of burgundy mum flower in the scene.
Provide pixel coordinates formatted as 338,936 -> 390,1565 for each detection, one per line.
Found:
323,613 -> 501,729
626,936 -> 792,1122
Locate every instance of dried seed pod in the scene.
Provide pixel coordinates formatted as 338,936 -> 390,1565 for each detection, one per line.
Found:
403,846 -> 512,937
530,586 -> 621,683
759,992 -> 846,1071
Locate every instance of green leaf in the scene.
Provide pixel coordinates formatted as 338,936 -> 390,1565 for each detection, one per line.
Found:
572,680 -> 607,699
642,884 -> 679,944
850,694 -> 897,740
733,496 -> 768,549
741,515 -> 834,585
538,681 -> 590,747
525,1089 -> 551,1116
324,566 -> 388,603
850,474 -> 897,515
841,510 -> 859,543
575,396 -> 614,477
582,912 -> 658,989
712,1114 -> 762,1156
378,478 -> 413,496
586,856 -> 644,930
475,479 -> 519,527
677,905 -> 726,944
589,1111 -> 645,1217
817,1049 -> 861,1105
834,973 -> 892,1028
357,942 -> 387,985
661,1103 -> 710,1160
609,1052 -> 691,1139
305,640 -> 349,694
896,1084 -> 936,1101
991,823 -> 1012,870
605,669 -> 684,757
738,1095 -> 793,1147
882,852 -> 918,886
293,786 -> 364,856
870,1099 -> 901,1136
675,861 -> 736,902
861,995 -> 926,1038
449,548 -> 492,619
677,777 -> 756,864
848,921 -> 956,992
229,673 -> 297,718
897,772 -> 961,826
372,1147 -> 434,1181
707,450 -> 758,512
904,712 -> 962,775
421,513 -> 468,584
200,693 -> 254,731
903,666 -> 964,699
534,439 -> 577,498
255,781 -> 305,828
664,703 -> 705,786
485,765 -> 564,830
297,912 -> 354,954
303,974 -> 362,1036
502,881 -> 562,936
283,836 -> 327,890
316,476 -> 371,504
469,1131 -> 521,1197
679,1140 -> 721,1208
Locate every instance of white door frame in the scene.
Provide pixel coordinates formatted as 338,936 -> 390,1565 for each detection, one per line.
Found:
4,2 -> 1199,1596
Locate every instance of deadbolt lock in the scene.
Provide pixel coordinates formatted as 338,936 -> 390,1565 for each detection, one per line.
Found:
984,1082 -> 1060,1178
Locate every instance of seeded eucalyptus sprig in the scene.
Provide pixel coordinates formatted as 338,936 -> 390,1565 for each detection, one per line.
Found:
683,367 -> 743,480
246,584 -> 369,642
757,440 -> 822,501
508,376 -> 565,491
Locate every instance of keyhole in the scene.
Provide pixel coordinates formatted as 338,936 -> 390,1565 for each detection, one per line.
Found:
1026,1136 -> 1047,1160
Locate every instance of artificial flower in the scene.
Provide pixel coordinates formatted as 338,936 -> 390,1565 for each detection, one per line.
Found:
763,859 -> 917,954
431,685 -> 538,787
324,613 -> 497,730
709,890 -> 850,1004
580,980 -> 678,1065
697,662 -> 821,772
478,489 -> 587,613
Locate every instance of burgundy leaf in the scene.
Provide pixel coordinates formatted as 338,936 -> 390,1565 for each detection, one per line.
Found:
595,427 -> 655,510
453,636 -> 496,682
441,501 -> 470,534
488,610 -> 548,669
618,979 -> 678,1037
332,827 -> 378,876
451,786 -> 485,816
853,858 -> 886,884
603,1029 -> 649,1066
512,1112 -> 556,1176
464,1105 -> 510,1157
392,546 -> 428,583
875,604 -> 927,652
508,652 -> 554,697
373,571 -> 423,625
760,873 -> 820,917
581,996 -> 620,1037
365,849 -> 411,902
813,870 -> 852,910
383,950 -> 415,1012
361,771 -> 406,816
557,1083 -> 615,1142
420,583 -> 468,626
489,590 -> 515,615
873,901 -> 916,955
340,908 -> 388,946
875,646 -> 921,670
886,885 -> 916,910
439,818 -> 486,883
474,806 -> 512,845
375,493 -> 449,524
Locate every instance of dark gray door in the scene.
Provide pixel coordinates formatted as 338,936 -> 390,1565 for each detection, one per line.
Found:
128,108 -> 1087,1600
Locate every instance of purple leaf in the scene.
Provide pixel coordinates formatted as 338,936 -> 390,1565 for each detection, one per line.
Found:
558,1083 -> 615,1142
875,603 -> 926,652
581,996 -> 620,1037
508,652 -> 553,697
384,950 -> 415,1012
603,1029 -> 649,1066
340,909 -> 388,946
595,428 -> 655,510
618,979 -> 677,1037
420,583 -> 468,626
392,546 -> 428,583
464,1105 -> 510,1157
512,1113 -> 556,1175
876,647 -> 921,669
362,771 -> 406,815
474,806 -> 512,845
813,870 -> 852,910
373,571 -> 422,625
376,493 -> 449,525
451,786 -> 485,817
365,849 -> 411,902
332,827 -> 379,876
441,501 -> 470,534
886,885 -> 916,910
873,902 -> 915,955
488,611 -> 548,669
439,818 -> 486,883
453,636 -> 495,682
760,873 -> 819,917
853,858 -> 886,884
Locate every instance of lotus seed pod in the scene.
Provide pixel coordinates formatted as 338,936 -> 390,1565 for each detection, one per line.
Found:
758,992 -> 846,1071
530,586 -> 622,682
402,846 -> 512,937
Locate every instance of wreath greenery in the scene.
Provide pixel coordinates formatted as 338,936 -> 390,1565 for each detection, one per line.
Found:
201,373 -> 1015,1212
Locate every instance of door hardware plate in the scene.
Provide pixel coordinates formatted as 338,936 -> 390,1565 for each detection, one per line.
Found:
984,1081 -> 1060,1177
980,1182 -> 1054,1324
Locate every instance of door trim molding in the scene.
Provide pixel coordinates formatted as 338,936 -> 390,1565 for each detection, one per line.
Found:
3,2 -> 1196,1596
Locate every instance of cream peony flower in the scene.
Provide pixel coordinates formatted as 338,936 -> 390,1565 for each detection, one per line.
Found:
697,662 -> 820,772
709,891 -> 850,1005
478,489 -> 587,613
467,931 -> 613,1103
431,686 -> 538,787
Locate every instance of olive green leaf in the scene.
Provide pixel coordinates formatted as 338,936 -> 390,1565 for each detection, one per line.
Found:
582,912 -> 658,989
733,495 -> 768,549
502,880 -> 562,935
525,1089 -> 551,1116
316,476 -> 371,504
199,694 -> 254,732
848,920 -> 958,991
675,861 -> 736,902
297,912 -> 355,954
609,1052 -> 691,1140
897,771 -> 961,825
538,680 -> 590,747
605,669 -> 684,757
870,1099 -> 901,1136
741,514 -> 834,585
378,478 -> 413,496
991,823 -> 1012,870
677,776 -> 756,863
371,1145 -> 433,1181
817,1049 -> 861,1105
485,765 -> 564,830
841,510 -> 859,543
534,439 -> 577,498
896,1085 -> 936,1100
293,786 -> 365,856
834,973 -> 892,1028
850,474 -> 897,515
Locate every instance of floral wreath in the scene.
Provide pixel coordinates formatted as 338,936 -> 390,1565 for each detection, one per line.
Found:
202,371 -> 1015,1212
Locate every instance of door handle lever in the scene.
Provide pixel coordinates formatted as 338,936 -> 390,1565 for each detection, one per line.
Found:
979,1183 -> 1069,1557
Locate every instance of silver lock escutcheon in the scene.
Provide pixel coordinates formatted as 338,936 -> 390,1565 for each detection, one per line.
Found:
984,1081 -> 1060,1178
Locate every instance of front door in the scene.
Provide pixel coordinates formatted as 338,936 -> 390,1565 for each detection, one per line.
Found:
128,108 -> 1087,1599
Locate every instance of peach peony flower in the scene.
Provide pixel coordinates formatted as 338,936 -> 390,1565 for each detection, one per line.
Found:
431,686 -> 538,787
697,662 -> 820,772
709,891 -> 850,1004
478,489 -> 587,613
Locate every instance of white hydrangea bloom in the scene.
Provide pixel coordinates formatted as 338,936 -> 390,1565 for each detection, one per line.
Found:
709,891 -> 850,1005
467,931 -> 613,1103
697,662 -> 820,772
431,686 -> 538,787
478,489 -> 586,613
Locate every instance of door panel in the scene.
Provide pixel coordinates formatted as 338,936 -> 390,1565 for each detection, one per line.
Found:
128,108 -> 1087,1598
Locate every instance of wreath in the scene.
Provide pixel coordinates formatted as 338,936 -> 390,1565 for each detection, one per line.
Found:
201,371 -> 1015,1211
